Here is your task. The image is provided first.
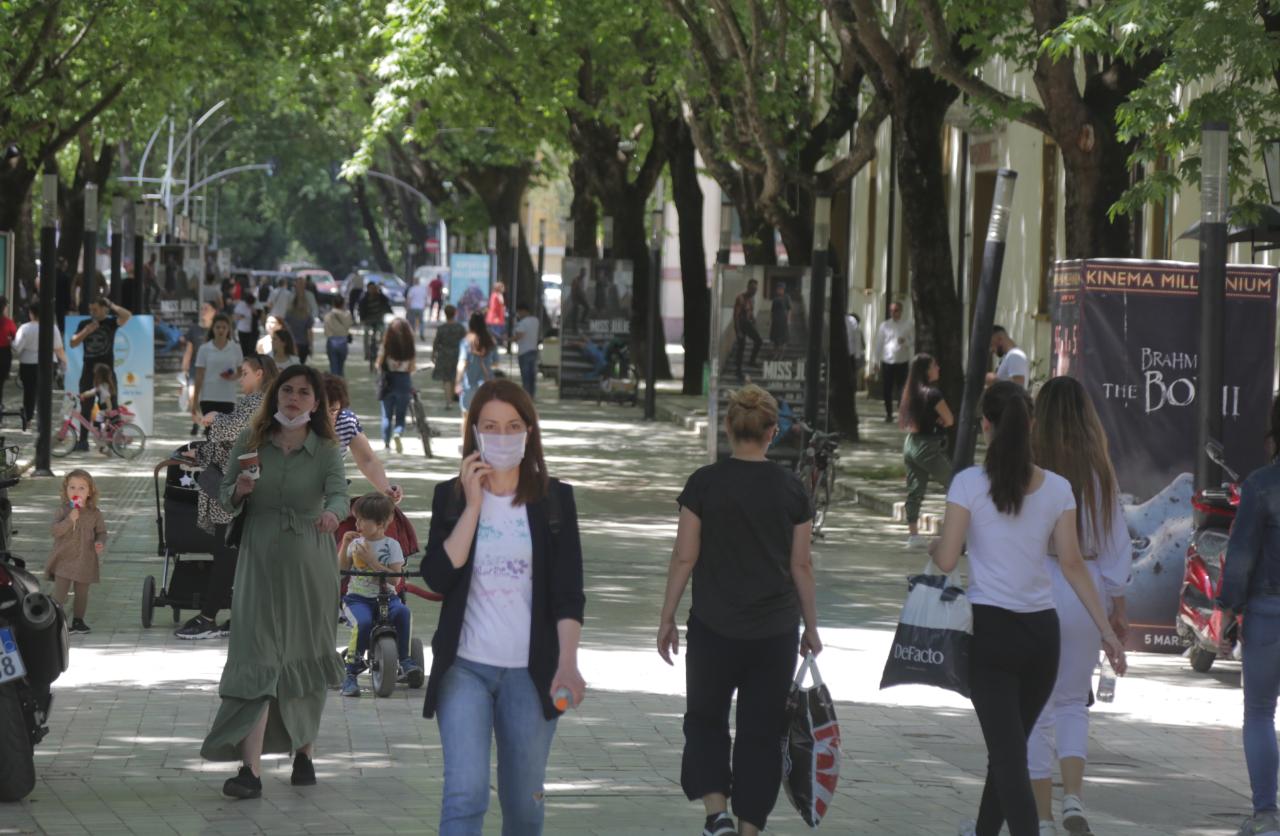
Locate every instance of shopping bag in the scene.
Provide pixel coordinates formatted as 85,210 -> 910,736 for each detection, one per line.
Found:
879,563 -> 972,697
781,654 -> 841,827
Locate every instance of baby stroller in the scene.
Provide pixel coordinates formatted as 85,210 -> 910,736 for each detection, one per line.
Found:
142,442 -> 223,627
335,503 -> 440,697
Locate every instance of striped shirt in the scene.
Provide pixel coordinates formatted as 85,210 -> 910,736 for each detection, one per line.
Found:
335,408 -> 363,454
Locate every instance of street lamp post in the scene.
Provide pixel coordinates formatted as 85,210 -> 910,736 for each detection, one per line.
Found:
952,168 -> 1018,473
35,173 -> 58,476
80,184 -> 98,314
805,197 -> 832,428
645,203 -> 664,420
602,216 -> 614,260
563,216 -> 574,258
110,197 -> 125,304
536,219 -> 546,328
133,202 -> 147,313
1196,122 -> 1230,492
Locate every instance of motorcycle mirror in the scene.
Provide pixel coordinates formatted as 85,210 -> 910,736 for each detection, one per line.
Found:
1205,439 -> 1241,483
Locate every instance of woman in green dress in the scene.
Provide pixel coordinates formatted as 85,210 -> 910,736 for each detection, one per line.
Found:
201,364 -> 348,799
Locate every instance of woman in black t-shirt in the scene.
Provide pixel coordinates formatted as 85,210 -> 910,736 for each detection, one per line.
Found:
899,352 -> 954,549
658,384 -> 821,836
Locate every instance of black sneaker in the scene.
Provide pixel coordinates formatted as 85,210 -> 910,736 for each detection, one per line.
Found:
72,441 -> 90,452
218,619 -> 231,637
290,752 -> 316,786
703,812 -> 738,836
69,618 -> 91,634
222,766 -> 262,799
175,615 -> 219,640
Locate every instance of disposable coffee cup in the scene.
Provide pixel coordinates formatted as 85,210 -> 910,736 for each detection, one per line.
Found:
238,451 -> 261,480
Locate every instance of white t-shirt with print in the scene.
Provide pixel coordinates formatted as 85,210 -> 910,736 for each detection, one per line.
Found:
946,466 -> 1076,612
996,347 -> 1029,385
458,490 -> 534,668
195,340 -> 244,403
347,535 -> 406,598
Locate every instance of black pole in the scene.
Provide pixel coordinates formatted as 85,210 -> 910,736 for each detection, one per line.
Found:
132,204 -> 146,314
35,173 -> 57,476
1196,122 -> 1230,491
884,126 -> 898,320
645,240 -> 660,420
805,197 -> 832,428
535,227 -> 546,329
952,169 -> 1018,473
80,184 -> 97,314
110,198 -> 123,305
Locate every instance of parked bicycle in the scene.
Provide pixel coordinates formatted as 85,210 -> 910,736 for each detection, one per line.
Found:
794,421 -> 839,540
51,393 -> 146,459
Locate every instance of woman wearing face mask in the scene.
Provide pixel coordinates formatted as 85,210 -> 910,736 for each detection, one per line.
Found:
201,365 -> 348,800
177,355 -> 280,640
420,379 -> 586,835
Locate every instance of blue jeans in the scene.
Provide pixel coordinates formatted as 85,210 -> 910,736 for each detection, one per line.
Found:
326,336 -> 349,376
407,307 -> 425,338
380,371 -> 412,445
518,351 -> 538,397
343,593 -> 411,664
1245,594 -> 1280,814
437,658 -> 558,836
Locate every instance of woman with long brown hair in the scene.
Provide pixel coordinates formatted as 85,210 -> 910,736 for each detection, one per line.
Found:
456,311 -> 495,416
201,364 -> 348,799
376,317 -> 417,453
420,379 -> 585,834
1027,377 -> 1130,835
931,381 -> 1125,836
899,352 -> 954,549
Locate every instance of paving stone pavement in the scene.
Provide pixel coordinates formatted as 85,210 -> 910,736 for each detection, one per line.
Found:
0,330 -> 1260,835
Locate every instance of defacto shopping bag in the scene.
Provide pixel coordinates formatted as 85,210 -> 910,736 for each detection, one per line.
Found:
781,654 -> 841,827
879,564 -> 973,697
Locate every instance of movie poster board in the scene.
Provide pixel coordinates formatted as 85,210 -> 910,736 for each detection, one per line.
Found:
65,314 -> 156,435
708,265 -> 825,462
449,253 -> 491,325
1050,258 -> 1279,651
557,257 -> 635,400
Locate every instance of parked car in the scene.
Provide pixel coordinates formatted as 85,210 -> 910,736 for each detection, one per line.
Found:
297,268 -> 339,308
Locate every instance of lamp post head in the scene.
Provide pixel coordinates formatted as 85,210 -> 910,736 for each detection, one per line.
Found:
718,201 -> 734,252
602,216 -> 614,250
650,207 -> 663,249
986,169 -> 1018,243
42,172 -> 58,227
812,195 -> 832,252
1201,122 -> 1230,224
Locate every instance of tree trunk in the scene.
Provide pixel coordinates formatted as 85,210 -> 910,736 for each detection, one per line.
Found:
826,266 -> 859,438
464,163 -> 538,314
1058,118 -> 1135,259
897,70 -> 965,417
0,160 -> 38,298
598,187 -> 673,379
568,155 -> 599,259
352,178 -> 395,272
671,119 -> 709,395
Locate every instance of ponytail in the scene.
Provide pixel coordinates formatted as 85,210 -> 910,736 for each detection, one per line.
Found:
983,381 -> 1034,514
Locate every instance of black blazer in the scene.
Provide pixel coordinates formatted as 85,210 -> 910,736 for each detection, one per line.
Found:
420,477 -> 585,720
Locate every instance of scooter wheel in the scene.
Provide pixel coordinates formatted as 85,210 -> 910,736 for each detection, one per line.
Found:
1189,646 -> 1216,673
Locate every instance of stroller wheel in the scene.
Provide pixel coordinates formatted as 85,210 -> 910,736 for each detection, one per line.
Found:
409,638 -> 426,689
141,576 -> 156,628
172,607 -> 182,624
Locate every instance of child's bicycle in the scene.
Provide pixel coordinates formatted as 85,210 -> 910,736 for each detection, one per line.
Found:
52,393 -> 146,459
339,569 -> 426,698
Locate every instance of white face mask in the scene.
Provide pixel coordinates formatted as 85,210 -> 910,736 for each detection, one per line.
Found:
274,409 -> 313,430
477,432 -> 527,471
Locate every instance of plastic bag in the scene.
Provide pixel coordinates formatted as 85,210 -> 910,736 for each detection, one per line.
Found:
781,654 -> 841,827
880,563 -> 973,697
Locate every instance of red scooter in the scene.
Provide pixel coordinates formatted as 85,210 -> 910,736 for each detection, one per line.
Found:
1177,441 -> 1243,675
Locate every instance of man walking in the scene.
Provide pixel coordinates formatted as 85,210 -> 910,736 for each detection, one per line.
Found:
871,301 -> 912,422
987,325 -> 1029,388
731,278 -> 763,382
405,277 -> 428,340
512,302 -> 540,397
428,272 -> 445,321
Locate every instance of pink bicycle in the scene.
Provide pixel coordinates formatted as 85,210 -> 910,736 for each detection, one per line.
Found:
52,392 -> 147,459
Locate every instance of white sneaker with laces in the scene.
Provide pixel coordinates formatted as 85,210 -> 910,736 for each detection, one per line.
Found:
1062,794 -> 1090,834
905,533 -> 928,550
1040,820 -> 1058,835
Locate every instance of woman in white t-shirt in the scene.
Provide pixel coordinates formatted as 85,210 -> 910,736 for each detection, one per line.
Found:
190,313 -> 244,421
931,381 -> 1125,836
13,305 -> 67,427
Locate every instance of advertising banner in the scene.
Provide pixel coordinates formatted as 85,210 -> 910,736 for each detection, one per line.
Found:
558,258 -> 635,401
708,265 -> 824,462
65,314 -> 156,435
1050,258 -> 1279,651
449,253 -> 491,325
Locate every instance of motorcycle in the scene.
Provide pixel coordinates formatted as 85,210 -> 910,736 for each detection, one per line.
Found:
0,445 -> 69,803
1176,440 -> 1242,675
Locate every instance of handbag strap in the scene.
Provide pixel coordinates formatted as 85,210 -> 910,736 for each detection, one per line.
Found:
793,652 -> 823,688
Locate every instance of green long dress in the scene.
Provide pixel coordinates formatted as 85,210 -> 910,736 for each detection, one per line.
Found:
200,427 -> 348,761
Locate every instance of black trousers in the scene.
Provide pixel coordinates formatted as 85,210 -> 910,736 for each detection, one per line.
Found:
18,363 -> 36,425
238,331 -> 257,357
881,361 -> 908,418
969,605 -> 1061,836
732,321 -> 763,379
200,523 -> 238,619
681,616 -> 797,830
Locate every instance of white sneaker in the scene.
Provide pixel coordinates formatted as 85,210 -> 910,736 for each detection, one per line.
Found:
905,534 -> 928,550
957,822 -> 976,836
1062,794 -> 1090,834
1040,821 -> 1058,836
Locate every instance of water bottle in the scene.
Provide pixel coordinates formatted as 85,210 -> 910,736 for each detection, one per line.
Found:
1095,653 -> 1116,703
553,687 -> 574,712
